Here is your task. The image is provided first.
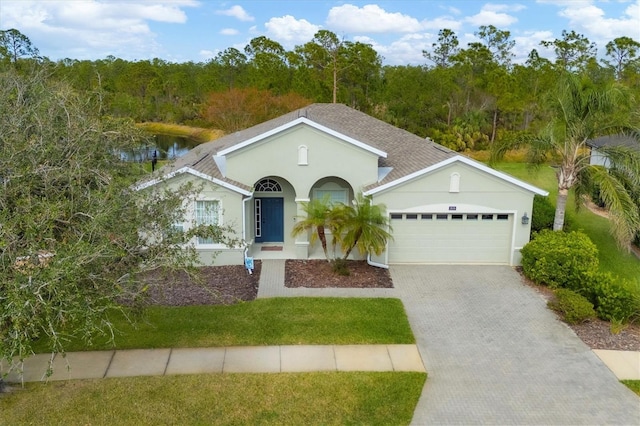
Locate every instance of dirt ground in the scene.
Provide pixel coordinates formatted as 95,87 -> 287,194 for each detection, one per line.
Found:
284,259 -> 393,288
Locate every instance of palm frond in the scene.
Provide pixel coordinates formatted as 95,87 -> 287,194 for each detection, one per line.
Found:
589,166 -> 640,248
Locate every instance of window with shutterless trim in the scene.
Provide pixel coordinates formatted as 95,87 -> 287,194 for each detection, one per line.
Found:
195,200 -> 220,244
313,188 -> 348,206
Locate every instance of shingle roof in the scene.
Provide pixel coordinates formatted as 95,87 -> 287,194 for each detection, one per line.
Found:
587,135 -> 640,151
152,103 -> 457,192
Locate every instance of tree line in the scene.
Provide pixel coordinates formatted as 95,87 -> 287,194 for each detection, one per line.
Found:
1,27 -> 639,149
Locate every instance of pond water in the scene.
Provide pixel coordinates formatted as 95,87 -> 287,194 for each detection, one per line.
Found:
121,133 -> 201,162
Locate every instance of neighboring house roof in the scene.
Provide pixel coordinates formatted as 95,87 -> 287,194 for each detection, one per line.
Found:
140,103 -> 546,196
587,135 -> 640,151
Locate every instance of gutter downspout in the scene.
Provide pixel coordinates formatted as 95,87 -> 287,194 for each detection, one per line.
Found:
367,222 -> 390,269
367,253 -> 389,269
242,193 -> 254,259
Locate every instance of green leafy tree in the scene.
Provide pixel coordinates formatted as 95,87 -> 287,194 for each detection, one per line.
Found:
476,25 -> 515,68
291,30 -> 383,105
528,73 -> 640,246
0,70 -> 236,368
339,41 -> 382,111
540,30 -> 597,72
336,194 -> 392,260
291,197 -> 335,261
423,28 -> 460,68
0,28 -> 40,68
603,36 -> 640,80
244,36 -> 290,94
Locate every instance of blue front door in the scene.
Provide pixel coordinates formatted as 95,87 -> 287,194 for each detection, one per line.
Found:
255,198 -> 284,243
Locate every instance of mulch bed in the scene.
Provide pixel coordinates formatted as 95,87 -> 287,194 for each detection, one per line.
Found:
284,259 -> 393,288
520,273 -> 640,351
142,262 -> 261,306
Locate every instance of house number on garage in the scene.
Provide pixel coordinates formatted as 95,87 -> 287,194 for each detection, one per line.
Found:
448,206 -> 456,211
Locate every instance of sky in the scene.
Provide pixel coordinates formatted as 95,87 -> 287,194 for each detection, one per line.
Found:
1,0 -> 639,66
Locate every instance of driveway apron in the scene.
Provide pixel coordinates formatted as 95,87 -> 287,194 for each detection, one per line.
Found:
391,265 -> 640,425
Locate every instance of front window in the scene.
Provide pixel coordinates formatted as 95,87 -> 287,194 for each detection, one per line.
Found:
314,189 -> 347,206
195,200 -> 219,244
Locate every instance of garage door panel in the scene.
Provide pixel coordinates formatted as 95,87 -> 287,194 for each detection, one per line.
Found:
388,213 -> 512,264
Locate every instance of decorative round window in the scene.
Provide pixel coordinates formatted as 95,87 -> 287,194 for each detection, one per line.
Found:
255,178 -> 282,192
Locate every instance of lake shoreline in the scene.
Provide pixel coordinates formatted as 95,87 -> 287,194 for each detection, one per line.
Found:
136,122 -> 224,143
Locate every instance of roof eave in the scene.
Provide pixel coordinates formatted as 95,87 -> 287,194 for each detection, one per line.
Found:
134,166 -> 252,196
364,155 -> 549,197
217,117 -> 387,158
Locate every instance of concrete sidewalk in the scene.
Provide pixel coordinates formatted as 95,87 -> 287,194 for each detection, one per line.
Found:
2,344 -> 425,383
594,349 -> 640,380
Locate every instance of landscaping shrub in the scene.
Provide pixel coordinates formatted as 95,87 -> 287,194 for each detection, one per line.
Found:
582,271 -> 640,323
520,230 -> 599,289
531,195 -> 555,232
548,288 -> 596,324
331,258 -> 350,276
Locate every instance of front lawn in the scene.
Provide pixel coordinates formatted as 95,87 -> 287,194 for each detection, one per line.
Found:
32,297 -> 415,353
0,372 -> 426,425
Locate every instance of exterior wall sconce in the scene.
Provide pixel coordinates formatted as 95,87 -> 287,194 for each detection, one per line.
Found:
521,212 -> 529,225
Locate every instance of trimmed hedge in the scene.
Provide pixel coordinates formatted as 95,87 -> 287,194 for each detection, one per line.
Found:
520,230 -> 599,289
582,272 -> 639,323
548,288 -> 596,324
531,195 -> 555,232
521,230 -> 639,323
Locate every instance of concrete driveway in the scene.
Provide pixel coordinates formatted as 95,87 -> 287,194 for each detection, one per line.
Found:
391,265 -> 640,425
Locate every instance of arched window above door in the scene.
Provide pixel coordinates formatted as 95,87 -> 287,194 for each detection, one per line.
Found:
255,178 -> 282,192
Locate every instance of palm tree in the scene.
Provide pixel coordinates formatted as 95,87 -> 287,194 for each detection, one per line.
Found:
337,193 -> 393,260
291,196 -> 334,261
529,73 -> 640,247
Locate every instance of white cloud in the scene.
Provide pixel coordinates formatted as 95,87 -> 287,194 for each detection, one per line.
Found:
0,0 -> 199,60
421,16 -> 464,31
555,0 -> 640,42
446,6 -> 462,15
326,4 -> 422,33
483,3 -> 526,13
264,15 -> 319,48
372,33 -> 434,66
220,28 -> 239,36
215,5 -> 254,22
464,3 -> 520,27
199,49 -> 217,59
513,30 -> 555,63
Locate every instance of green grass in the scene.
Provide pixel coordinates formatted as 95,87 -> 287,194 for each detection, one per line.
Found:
136,122 -> 223,143
32,298 -> 415,352
622,380 -> 640,396
0,372 -> 426,425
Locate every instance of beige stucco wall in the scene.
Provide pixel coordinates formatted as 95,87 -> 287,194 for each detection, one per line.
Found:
152,172 -> 246,266
224,124 -> 380,198
369,161 -> 535,266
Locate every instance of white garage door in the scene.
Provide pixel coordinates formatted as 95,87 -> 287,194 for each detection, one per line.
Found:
388,212 -> 513,264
